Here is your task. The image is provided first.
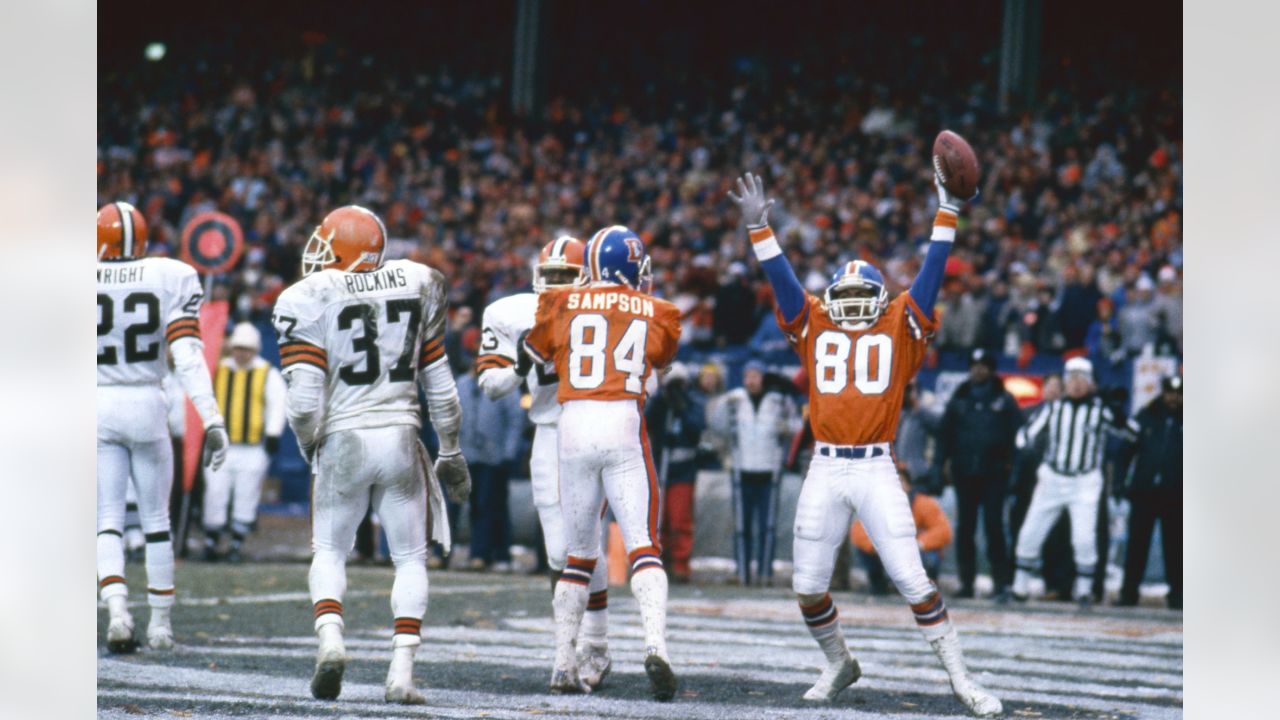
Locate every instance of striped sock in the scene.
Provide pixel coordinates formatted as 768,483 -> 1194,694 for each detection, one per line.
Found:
799,594 -> 848,664
559,556 -> 597,587
582,590 -> 608,643
628,545 -> 663,576
910,592 -> 953,642
393,617 -> 422,645
313,598 -> 344,630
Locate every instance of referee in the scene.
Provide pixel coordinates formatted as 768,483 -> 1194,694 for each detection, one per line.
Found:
1010,357 -> 1136,605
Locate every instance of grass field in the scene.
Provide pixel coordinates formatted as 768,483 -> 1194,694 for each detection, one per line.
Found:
97,560 -> 1182,719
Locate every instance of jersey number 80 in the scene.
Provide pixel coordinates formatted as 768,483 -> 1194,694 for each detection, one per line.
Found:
814,331 -> 891,396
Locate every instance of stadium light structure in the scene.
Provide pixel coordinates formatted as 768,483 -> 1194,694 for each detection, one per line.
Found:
145,42 -> 166,62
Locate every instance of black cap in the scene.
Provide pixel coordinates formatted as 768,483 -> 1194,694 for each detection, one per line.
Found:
1161,376 -> 1183,393
970,348 -> 997,370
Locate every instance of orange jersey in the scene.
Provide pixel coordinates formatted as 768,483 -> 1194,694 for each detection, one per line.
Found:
779,292 -> 937,446
525,285 -> 682,405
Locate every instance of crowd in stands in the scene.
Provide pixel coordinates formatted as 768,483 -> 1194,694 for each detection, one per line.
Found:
98,31 -> 1182,370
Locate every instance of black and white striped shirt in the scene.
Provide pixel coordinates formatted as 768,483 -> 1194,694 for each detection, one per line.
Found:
1017,396 -> 1138,475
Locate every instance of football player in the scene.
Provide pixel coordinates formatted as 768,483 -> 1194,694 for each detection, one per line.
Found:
97,201 -> 229,652
476,236 -> 613,688
523,226 -> 683,700
272,205 -> 471,704
730,173 -> 1002,717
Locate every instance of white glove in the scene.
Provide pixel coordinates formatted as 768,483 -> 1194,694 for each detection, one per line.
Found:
203,424 -> 228,471
934,169 -> 977,215
435,451 -> 472,504
727,173 -> 776,229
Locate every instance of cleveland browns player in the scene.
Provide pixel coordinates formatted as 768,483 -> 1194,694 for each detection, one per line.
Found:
730,173 -> 1002,717
272,205 -> 471,704
97,201 -> 228,652
523,226 -> 683,700
476,236 -> 613,688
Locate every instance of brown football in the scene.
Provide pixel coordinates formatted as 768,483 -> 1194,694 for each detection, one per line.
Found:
932,130 -> 979,199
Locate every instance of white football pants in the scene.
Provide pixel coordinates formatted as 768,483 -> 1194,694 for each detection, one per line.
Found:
203,444 -> 270,531
97,384 -> 175,608
792,450 -> 935,604
309,425 -> 428,631
1013,465 -> 1102,598
530,423 -> 608,591
557,401 -> 661,566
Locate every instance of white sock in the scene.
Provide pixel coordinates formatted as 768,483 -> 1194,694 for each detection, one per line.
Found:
800,594 -> 849,664
630,569 -> 669,657
149,606 -> 171,629
388,635 -> 419,684
106,594 -> 129,621
317,620 -> 345,654
582,607 -> 608,645
930,626 -> 971,681
553,579 -> 589,669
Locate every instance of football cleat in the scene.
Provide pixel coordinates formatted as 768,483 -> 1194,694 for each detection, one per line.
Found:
576,640 -> 612,689
643,646 -> 678,702
106,613 -> 139,654
302,205 -> 388,277
147,622 -> 174,651
824,260 -> 888,328
801,654 -> 861,702
97,201 -> 149,261
549,666 -> 591,695
949,675 -> 1003,718
585,225 -> 652,293
311,638 -> 347,700
384,681 -> 426,705
533,236 -> 587,293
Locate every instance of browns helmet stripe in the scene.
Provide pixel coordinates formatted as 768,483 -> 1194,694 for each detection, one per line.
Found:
115,202 -> 134,257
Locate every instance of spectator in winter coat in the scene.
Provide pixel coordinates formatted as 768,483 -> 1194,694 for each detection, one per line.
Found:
645,364 -> 708,583
852,467 -> 952,595
934,349 -> 1022,599
710,360 -> 800,586
1116,375 -> 1182,609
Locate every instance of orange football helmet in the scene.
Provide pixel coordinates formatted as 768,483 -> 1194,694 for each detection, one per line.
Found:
533,235 -> 586,293
97,201 -> 148,260
302,205 -> 387,276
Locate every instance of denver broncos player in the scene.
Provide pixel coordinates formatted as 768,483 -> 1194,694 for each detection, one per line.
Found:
523,226 -> 682,700
730,173 -> 1001,717
272,205 -> 471,704
476,236 -> 613,688
97,202 -> 228,653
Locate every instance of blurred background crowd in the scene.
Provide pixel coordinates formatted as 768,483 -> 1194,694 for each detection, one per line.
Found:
99,1 -> 1181,606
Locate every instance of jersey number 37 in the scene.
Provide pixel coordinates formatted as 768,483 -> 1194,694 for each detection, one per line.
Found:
814,331 -> 892,396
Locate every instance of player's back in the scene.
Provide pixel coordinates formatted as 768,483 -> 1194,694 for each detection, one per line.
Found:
273,259 -> 448,434
525,285 -> 681,406
785,292 -> 936,446
97,256 -> 203,387
479,292 -> 563,424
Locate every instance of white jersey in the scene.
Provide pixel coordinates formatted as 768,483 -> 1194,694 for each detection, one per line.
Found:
97,257 -> 204,387
272,260 -> 448,436
478,292 -> 561,425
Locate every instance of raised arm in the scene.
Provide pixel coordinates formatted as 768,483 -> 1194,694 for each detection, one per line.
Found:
908,171 -> 970,317
729,173 -> 806,324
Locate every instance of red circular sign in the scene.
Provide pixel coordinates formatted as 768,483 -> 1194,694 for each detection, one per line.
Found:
180,211 -> 244,274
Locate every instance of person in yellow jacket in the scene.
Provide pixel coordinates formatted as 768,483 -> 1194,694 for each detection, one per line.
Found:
203,323 -> 285,562
852,466 -> 953,595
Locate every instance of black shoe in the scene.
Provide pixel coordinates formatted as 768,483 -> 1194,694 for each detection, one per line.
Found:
1076,595 -> 1093,612
225,546 -> 243,564
1114,595 -> 1139,608
1167,594 -> 1182,610
202,546 -> 222,563
993,588 -> 1012,605
955,586 -> 976,599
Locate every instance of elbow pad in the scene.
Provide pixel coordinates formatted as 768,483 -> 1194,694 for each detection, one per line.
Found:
169,336 -> 222,429
421,361 -> 461,453
283,367 -> 326,449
